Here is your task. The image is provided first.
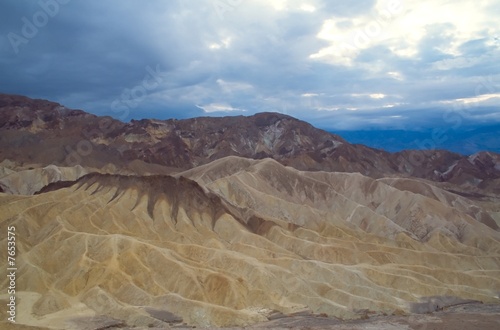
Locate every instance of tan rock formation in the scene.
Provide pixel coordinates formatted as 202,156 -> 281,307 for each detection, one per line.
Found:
1,157 -> 499,328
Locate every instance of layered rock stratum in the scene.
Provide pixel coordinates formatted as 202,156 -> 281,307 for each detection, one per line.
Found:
0,157 -> 499,328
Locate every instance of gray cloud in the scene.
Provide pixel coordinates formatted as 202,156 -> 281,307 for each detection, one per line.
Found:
0,0 -> 499,131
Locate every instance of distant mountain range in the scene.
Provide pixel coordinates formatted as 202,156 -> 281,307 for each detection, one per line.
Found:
335,126 -> 500,155
1,93 -> 499,194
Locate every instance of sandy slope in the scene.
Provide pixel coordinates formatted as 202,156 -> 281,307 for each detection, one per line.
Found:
0,157 -> 499,328
0,165 -> 88,195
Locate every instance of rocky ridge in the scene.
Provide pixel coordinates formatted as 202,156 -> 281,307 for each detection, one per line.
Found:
1,93 -> 499,194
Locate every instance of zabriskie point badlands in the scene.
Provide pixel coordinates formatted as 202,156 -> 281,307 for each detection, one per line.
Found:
0,94 -> 499,329
1,0 -> 500,329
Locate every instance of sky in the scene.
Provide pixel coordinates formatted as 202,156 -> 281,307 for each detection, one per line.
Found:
0,0 -> 499,131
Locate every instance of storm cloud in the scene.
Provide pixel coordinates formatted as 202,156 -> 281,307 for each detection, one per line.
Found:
1,0 -> 499,130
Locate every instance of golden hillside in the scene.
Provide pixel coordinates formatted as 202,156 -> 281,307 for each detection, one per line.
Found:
1,157 -> 499,328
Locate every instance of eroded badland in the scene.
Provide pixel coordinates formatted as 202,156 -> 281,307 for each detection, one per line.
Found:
0,94 -> 499,328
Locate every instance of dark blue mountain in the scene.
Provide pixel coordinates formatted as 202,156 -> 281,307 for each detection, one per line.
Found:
334,124 -> 500,155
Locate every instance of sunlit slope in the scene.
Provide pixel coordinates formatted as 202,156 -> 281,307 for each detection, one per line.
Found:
0,157 -> 499,328
0,165 -> 88,195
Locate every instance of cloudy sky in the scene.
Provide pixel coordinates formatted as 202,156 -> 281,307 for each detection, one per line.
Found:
1,0 -> 499,130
